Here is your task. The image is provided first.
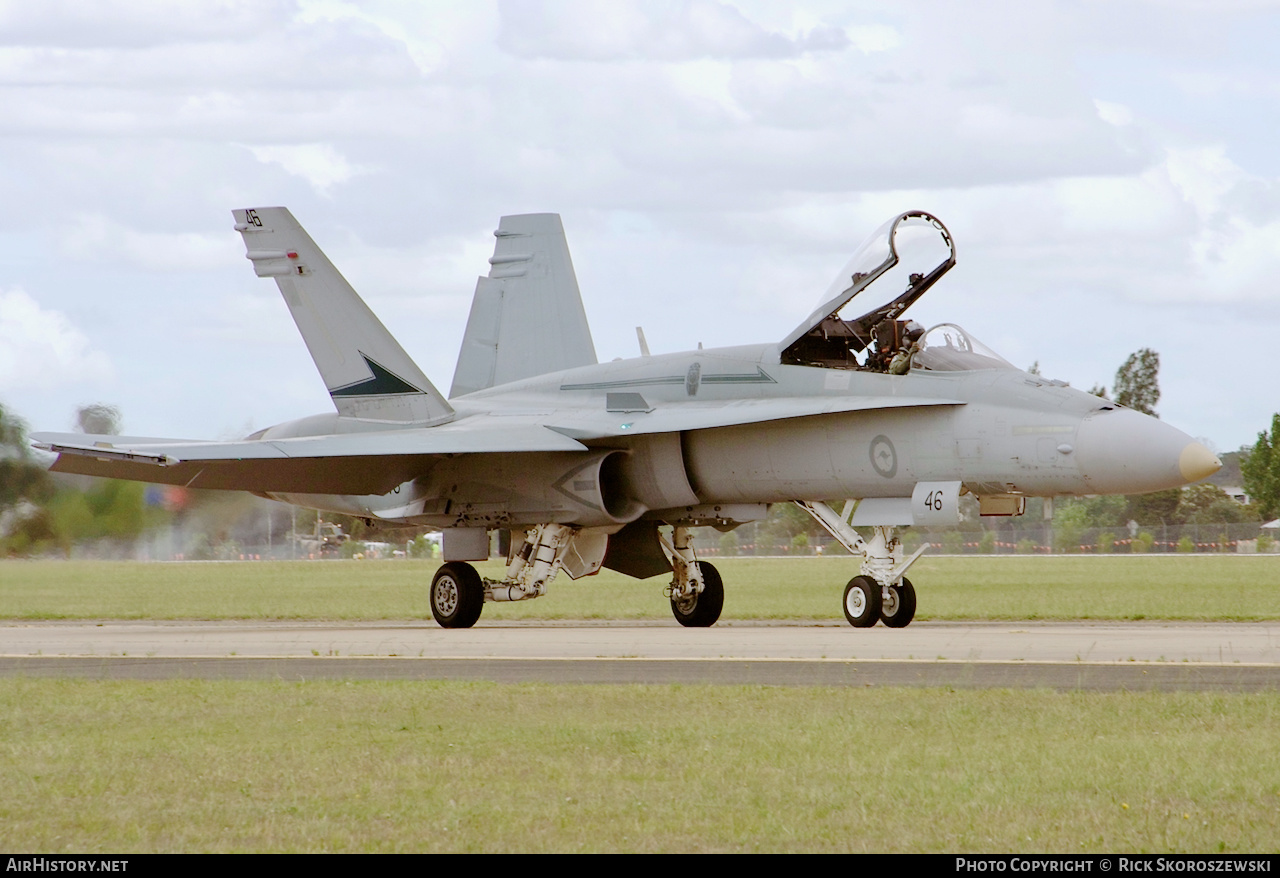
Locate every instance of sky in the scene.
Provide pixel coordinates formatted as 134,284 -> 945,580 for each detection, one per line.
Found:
1,0 -> 1277,454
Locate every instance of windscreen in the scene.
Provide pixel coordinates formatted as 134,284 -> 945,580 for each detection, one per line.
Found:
911,324 -> 1015,372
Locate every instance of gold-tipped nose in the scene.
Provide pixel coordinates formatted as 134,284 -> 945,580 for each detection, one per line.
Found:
1179,442 -> 1222,482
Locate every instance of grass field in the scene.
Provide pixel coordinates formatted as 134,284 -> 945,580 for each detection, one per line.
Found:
5,556 -> 1280,853
2,555 -> 1279,621
3,680 -> 1280,853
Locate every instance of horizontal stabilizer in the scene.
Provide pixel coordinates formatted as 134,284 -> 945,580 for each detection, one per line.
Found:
233,207 -> 454,426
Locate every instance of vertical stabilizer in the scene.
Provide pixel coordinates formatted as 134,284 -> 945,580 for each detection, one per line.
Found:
234,207 -> 454,426
450,213 -> 597,398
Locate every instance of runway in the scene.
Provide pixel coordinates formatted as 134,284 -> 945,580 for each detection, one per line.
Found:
4,620 -> 1280,690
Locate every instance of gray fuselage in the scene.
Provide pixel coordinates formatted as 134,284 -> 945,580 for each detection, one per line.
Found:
260,341 -> 1208,530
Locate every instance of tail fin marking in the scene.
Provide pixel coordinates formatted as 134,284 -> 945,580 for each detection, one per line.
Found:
233,207 -> 454,426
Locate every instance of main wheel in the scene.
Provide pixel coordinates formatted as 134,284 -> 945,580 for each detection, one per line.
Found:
880,577 -> 916,628
842,575 -> 882,628
430,562 -> 485,629
671,561 -> 724,628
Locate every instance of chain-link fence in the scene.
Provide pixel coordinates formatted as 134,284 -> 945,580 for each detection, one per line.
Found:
117,519 -> 1279,561
699,520 -> 1278,557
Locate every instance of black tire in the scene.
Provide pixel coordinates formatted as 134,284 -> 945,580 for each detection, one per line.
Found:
880,576 -> 917,628
842,575 -> 882,628
430,562 -> 485,629
671,561 -> 724,628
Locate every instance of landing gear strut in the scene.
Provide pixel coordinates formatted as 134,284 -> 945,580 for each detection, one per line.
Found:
798,501 -> 927,628
428,524 -> 584,629
426,521 -> 727,630
660,525 -> 723,627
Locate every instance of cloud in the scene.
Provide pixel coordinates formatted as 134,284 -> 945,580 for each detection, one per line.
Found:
1166,147 -> 1280,302
244,143 -> 372,195
0,0 -> 1275,449
496,0 -> 849,61
0,288 -> 113,393
1095,99 -> 1134,127
1051,146 -> 1280,304
295,0 -> 500,76
845,24 -> 901,54
0,0 -> 291,48
56,215 -> 237,273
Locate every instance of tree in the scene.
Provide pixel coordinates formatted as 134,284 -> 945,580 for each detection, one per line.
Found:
1125,488 -> 1180,525
1056,495 -> 1127,529
1176,483 -> 1256,525
1052,502 -> 1091,553
1113,348 -> 1160,417
1,403 -> 56,555
761,502 -> 824,546
1241,414 -> 1280,521
0,403 -> 51,511
76,403 -> 121,435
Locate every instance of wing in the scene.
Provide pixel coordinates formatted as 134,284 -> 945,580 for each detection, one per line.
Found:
32,425 -> 587,495
32,391 -> 957,494
450,213 -> 597,398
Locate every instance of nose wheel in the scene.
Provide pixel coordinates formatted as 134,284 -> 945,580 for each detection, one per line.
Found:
880,577 -> 916,628
842,576 -> 882,628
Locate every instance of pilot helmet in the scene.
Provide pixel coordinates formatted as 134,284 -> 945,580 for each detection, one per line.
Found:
903,320 -> 925,342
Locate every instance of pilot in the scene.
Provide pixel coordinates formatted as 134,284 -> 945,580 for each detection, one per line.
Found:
888,321 -> 925,375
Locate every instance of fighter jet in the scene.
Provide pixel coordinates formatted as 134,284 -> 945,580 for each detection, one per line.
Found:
33,208 -> 1221,628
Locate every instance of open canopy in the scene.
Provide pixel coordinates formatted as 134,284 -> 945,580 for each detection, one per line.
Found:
780,211 -> 956,369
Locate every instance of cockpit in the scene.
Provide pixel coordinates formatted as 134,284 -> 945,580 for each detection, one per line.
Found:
779,211 -> 1014,374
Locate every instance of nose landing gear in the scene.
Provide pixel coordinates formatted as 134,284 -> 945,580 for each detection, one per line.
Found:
798,501 -> 927,628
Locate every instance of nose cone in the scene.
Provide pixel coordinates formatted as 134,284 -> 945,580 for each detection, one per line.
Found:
1179,441 -> 1222,483
1075,409 -> 1221,495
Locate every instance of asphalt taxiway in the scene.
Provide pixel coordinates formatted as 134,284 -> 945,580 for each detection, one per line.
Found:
3,620 -> 1279,691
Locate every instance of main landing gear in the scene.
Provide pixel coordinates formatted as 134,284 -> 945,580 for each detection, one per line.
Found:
429,562 -> 485,628
798,501 -> 925,629
430,523 -> 579,628
427,523 -> 724,629
659,525 -> 723,628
